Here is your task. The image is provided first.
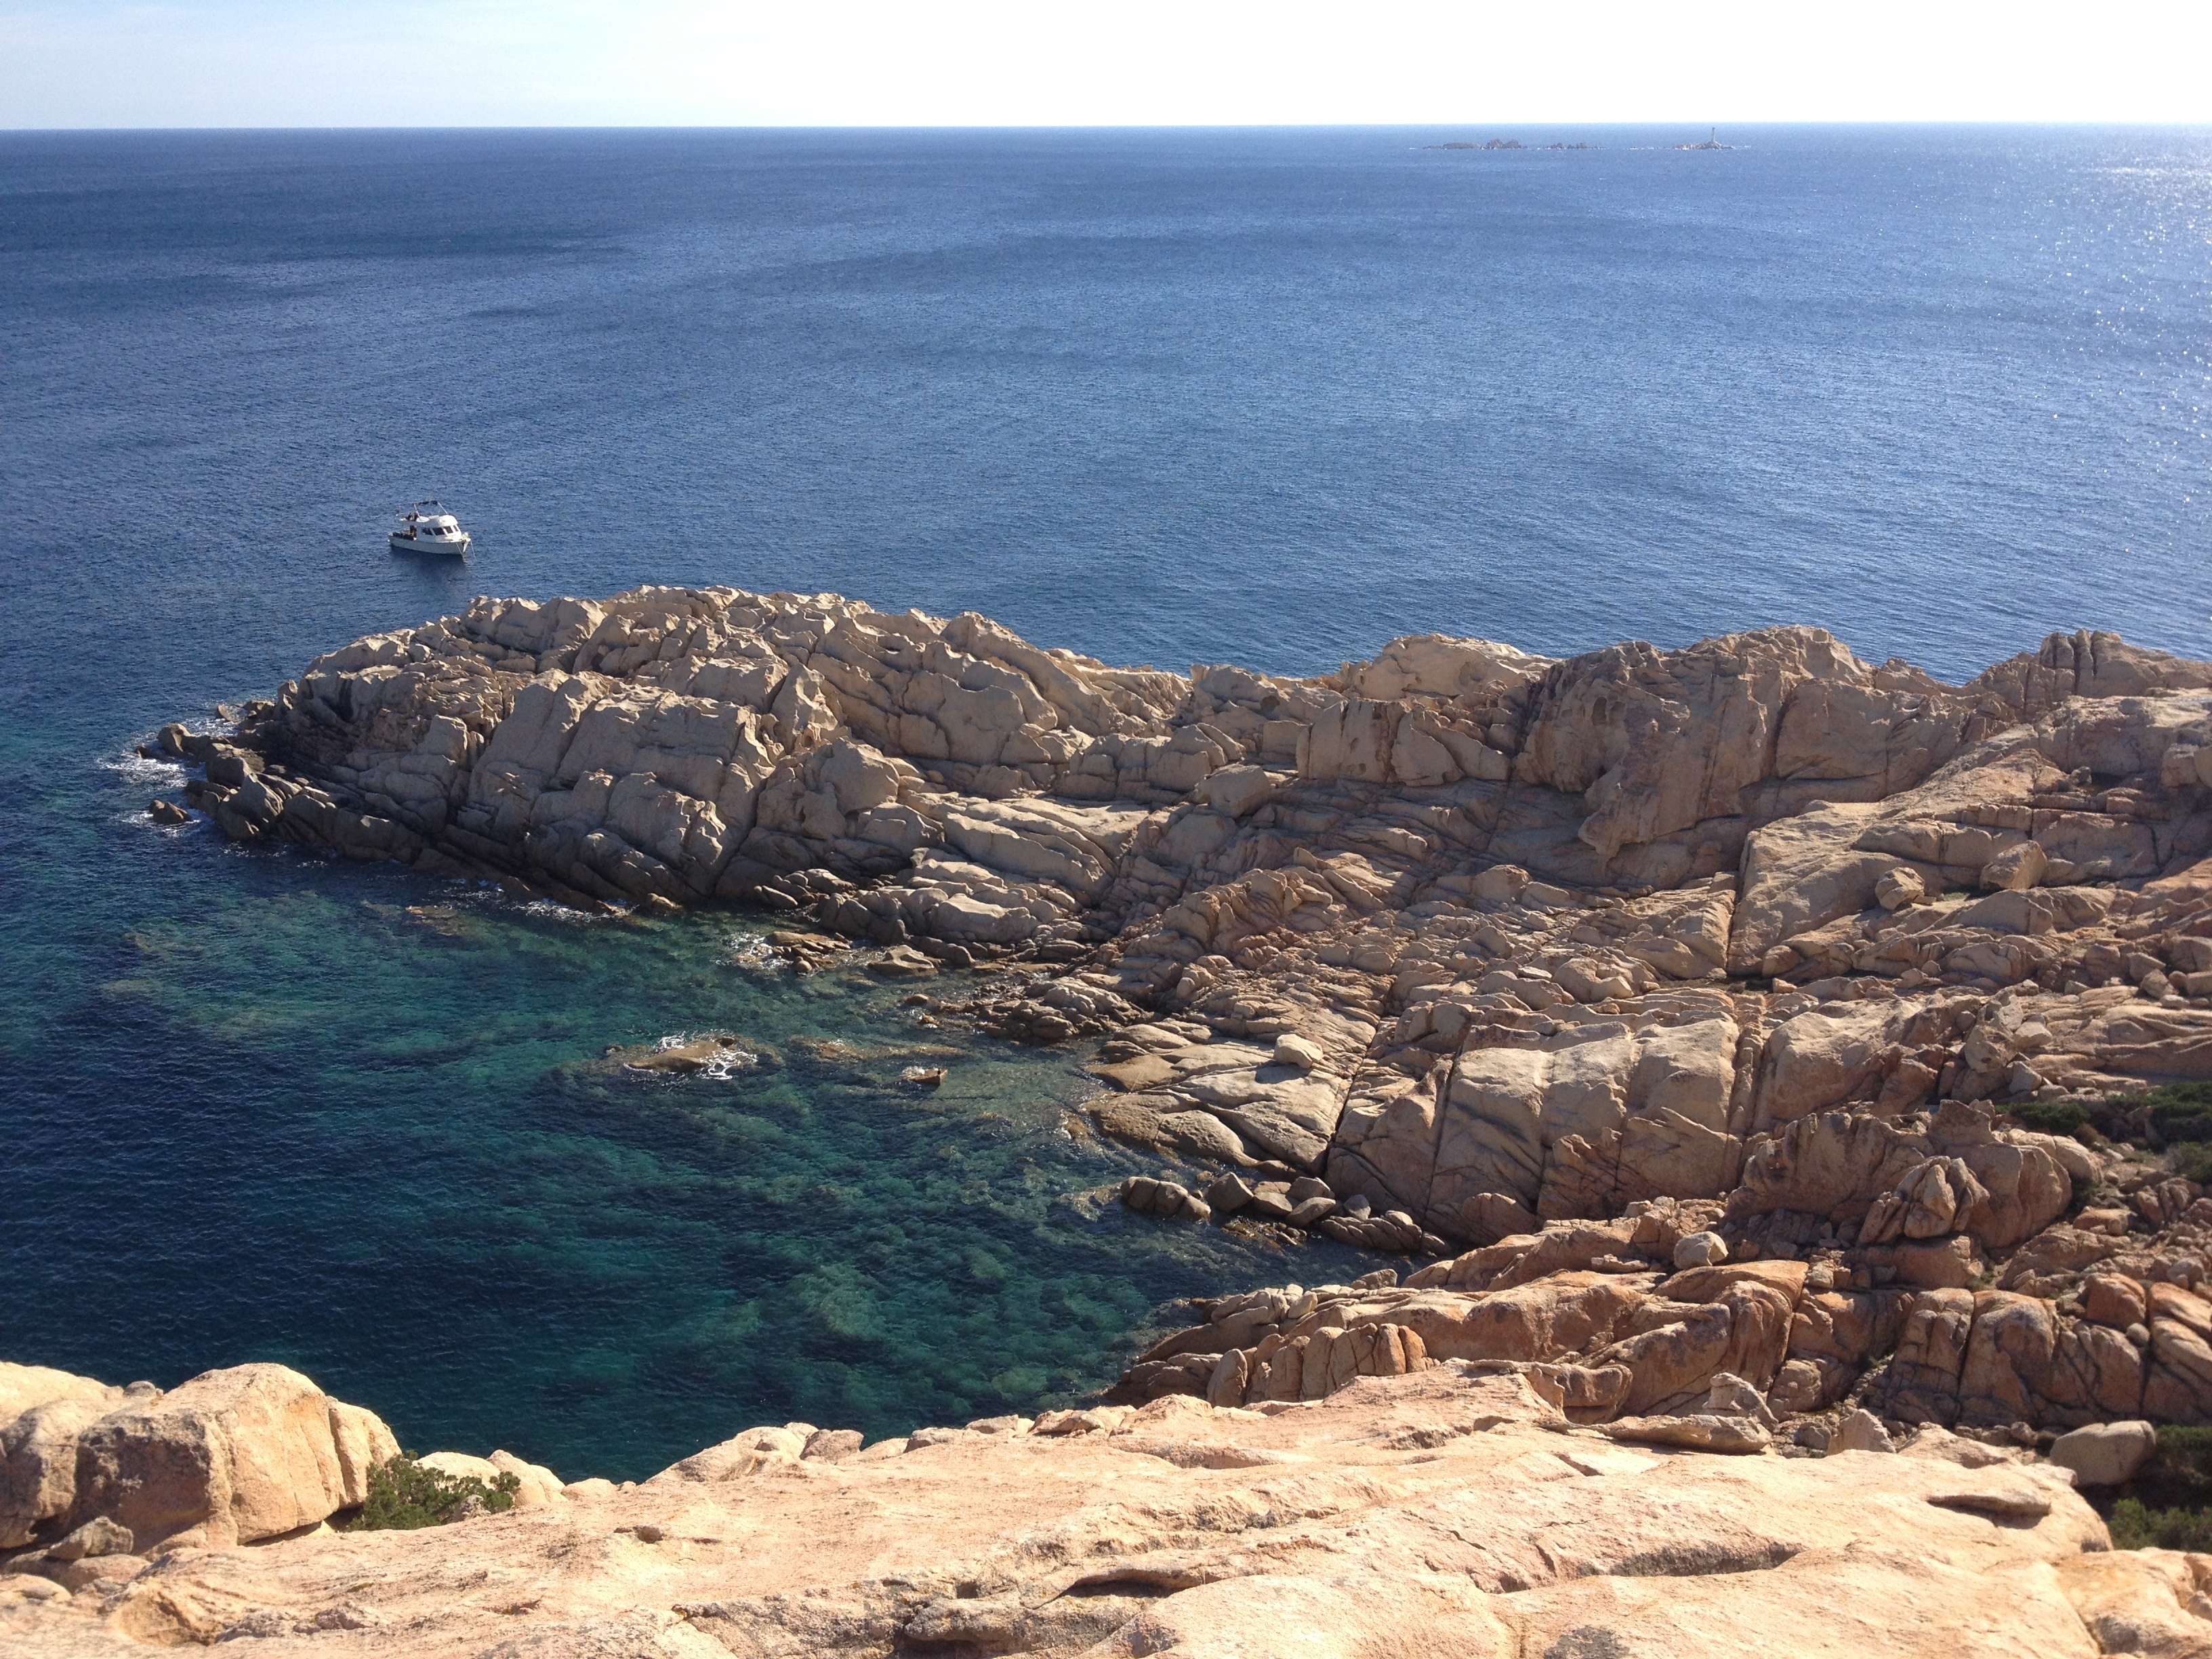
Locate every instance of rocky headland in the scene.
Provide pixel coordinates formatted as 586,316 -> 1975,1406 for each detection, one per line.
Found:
31,586 -> 2212,1650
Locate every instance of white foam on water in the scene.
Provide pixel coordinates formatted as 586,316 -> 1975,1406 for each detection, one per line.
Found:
516,899 -> 598,924
98,750 -> 187,790
724,934 -> 784,969
699,1049 -> 759,1081
643,1031 -> 762,1081
102,743 -> 198,834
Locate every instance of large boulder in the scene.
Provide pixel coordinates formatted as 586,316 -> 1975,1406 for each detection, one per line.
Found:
1333,1008 -> 1743,1237
2049,1420 -> 2157,1488
0,1362 -> 120,1426
4,1395 -> 132,1549
0,1366 -> 135,1547
66,1364 -> 398,1549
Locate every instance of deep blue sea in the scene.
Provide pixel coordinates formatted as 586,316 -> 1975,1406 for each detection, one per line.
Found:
3,126 -> 2208,1480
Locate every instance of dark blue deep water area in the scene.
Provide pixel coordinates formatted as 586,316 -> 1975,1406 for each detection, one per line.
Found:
3,126 -> 2208,1479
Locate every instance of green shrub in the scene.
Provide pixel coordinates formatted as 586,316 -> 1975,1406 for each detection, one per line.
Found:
2099,1425 -> 2212,1550
2108,1497 -> 2212,1552
349,1454 -> 520,1530
2105,1082 -> 2212,1146
2139,1426 -> 2212,1503
2173,1143 -> 2212,1185
2012,1099 -> 2089,1138
2143,1081 -> 2212,1112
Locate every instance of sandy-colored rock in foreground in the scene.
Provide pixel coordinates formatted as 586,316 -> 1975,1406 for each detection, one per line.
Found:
1,1363 -> 2176,1658
58,1364 -> 397,1552
1,1366 -> 136,1549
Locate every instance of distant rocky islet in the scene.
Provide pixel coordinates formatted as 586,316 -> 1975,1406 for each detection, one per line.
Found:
16,587 -> 2212,1650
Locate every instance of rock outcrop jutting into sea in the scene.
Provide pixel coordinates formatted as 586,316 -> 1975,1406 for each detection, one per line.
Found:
152,594 -> 2212,1423
50,586 -> 2212,1652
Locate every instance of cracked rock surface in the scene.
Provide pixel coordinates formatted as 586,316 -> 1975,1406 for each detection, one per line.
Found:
155,593 -> 2212,1204
104,592 -> 2212,1647
156,594 -> 2212,1433
3,1361 -> 2192,1658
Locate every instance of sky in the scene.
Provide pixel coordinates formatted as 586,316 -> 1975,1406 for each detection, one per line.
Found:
3,0 -> 2210,129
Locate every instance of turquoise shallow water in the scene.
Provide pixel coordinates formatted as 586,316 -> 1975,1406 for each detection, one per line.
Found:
6,745 -> 1372,1478
4,124 -> 2207,1481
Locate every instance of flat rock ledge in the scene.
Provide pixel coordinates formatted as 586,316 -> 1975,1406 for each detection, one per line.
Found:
6,1355 -> 2203,1658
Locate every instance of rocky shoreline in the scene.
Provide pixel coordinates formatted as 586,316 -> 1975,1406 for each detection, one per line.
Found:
3,1351 -> 2202,1656
42,586 -> 2212,1650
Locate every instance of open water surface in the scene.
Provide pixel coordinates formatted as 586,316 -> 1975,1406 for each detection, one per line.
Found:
3,125 -> 2209,1478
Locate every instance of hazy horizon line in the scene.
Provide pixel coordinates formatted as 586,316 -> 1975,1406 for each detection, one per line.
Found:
9,118 -> 2212,136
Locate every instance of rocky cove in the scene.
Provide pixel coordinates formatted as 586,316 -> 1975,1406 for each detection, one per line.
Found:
18,586 -> 2212,1652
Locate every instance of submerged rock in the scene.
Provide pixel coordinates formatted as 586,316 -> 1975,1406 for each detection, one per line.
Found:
596,1032 -> 761,1076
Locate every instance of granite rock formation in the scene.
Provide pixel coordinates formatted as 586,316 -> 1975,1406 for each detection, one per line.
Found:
158,593 -> 2212,1151
104,592 -> 2212,1645
150,592 -> 2212,1441
0,1362 -> 398,1556
7,1355 -> 2203,1658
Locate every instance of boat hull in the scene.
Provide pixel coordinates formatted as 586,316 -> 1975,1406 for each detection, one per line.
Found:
390,533 -> 470,556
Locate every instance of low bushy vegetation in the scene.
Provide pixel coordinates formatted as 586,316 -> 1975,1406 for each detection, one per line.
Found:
2042,1084 -> 2212,1174
2141,1425 -> 2212,1497
2108,1498 -> 2212,1551
2104,1082 -> 2212,1144
350,1454 -> 520,1531
2097,1427 -> 2212,1549
2012,1099 -> 2091,1139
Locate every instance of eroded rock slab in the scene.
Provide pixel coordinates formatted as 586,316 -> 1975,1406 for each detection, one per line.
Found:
0,1361 -> 2164,1658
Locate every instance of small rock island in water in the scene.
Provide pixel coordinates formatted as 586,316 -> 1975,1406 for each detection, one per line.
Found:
16,588 -> 2212,1652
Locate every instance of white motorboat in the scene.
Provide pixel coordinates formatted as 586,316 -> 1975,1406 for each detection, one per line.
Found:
390,501 -> 471,556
